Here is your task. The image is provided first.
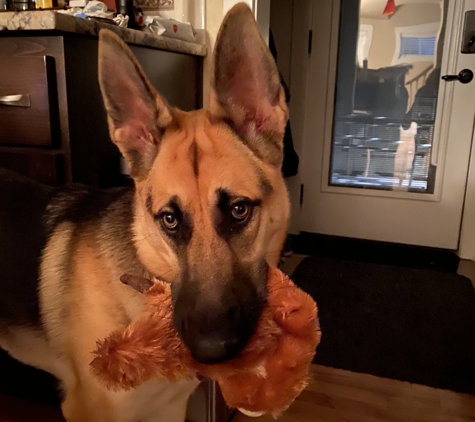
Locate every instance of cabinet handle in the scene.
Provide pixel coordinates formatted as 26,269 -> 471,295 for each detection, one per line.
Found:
0,94 -> 31,107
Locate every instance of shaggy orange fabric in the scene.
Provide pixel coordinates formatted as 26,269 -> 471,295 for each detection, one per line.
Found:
90,267 -> 321,418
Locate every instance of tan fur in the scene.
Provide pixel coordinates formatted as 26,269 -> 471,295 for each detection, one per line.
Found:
0,4 -> 290,422
135,110 -> 289,284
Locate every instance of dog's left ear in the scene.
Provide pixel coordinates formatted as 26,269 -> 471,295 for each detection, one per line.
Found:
209,4 -> 288,168
98,30 -> 173,181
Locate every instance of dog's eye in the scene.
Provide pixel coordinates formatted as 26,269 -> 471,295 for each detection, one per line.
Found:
231,202 -> 250,222
161,212 -> 178,230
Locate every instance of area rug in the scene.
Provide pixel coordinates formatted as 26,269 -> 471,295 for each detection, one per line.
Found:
292,255 -> 475,395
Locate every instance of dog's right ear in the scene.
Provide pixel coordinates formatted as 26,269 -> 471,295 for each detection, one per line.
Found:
98,30 -> 173,181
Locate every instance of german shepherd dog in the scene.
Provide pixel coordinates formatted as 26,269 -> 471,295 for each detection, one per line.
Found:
0,3 -> 290,421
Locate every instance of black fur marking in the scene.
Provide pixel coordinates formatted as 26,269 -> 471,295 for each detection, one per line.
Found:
156,196 -> 193,248
45,184 -> 133,231
146,188 -> 153,215
45,183 -> 138,333
214,189 -> 260,241
48,183 -> 137,271
259,175 -> 273,197
0,168 -> 137,330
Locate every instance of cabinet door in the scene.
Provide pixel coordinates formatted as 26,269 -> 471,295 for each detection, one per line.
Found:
0,56 -> 60,147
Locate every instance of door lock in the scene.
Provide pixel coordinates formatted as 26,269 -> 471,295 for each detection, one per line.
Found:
441,69 -> 474,84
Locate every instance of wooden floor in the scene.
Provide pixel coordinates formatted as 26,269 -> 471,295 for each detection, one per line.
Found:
2,258 -> 475,421
232,364 -> 475,422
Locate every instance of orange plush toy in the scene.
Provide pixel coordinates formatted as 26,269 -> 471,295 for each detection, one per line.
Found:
91,267 -> 321,418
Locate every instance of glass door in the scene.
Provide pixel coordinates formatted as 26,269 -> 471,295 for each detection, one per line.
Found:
330,0 -> 443,193
301,0 -> 475,249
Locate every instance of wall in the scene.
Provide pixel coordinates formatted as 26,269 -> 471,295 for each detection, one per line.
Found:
285,0 -> 313,234
150,0 -> 205,29
222,0 -> 270,43
270,0 -> 294,87
154,0 -> 272,108
361,3 -> 441,70
199,0 -> 222,107
202,0 -> 271,107
360,0 -> 441,19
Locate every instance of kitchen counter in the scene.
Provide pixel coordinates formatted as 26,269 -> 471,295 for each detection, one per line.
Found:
0,10 -> 207,57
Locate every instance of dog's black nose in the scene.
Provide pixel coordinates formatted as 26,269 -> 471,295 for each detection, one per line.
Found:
173,295 -> 263,364
178,305 -> 251,364
191,334 -> 240,364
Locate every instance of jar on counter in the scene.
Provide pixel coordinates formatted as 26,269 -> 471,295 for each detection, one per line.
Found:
7,0 -> 37,9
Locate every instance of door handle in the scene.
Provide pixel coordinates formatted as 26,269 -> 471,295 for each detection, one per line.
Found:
0,94 -> 31,107
441,69 -> 474,84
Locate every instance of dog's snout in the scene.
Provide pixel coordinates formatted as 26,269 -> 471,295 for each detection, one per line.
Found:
172,262 -> 268,364
174,290 -> 262,364
178,304 -> 250,364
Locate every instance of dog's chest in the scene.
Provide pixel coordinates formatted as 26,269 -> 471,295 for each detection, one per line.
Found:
107,377 -> 200,422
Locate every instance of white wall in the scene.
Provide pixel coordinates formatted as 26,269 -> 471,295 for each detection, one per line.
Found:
222,0 -> 252,14
202,0 -> 270,106
152,0 -> 205,29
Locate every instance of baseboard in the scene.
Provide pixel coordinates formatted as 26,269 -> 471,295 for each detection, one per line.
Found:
291,232 -> 460,272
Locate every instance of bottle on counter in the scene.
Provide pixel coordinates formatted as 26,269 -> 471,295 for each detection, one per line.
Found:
115,0 -> 140,29
34,0 -> 58,8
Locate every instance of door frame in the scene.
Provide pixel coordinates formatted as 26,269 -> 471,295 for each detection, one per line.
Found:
318,0 -> 458,202
459,127 -> 475,260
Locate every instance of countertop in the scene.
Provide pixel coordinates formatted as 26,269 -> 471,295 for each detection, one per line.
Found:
0,10 -> 207,57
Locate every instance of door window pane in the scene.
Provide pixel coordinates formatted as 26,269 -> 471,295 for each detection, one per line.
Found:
329,0 -> 446,193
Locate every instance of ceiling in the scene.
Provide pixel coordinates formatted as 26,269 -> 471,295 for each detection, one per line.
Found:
360,0 -> 442,19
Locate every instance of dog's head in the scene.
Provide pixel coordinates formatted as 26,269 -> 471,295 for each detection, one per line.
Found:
98,4 -> 290,364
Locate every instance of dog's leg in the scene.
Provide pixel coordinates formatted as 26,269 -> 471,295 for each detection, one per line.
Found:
61,379 -> 117,422
139,386 -> 193,422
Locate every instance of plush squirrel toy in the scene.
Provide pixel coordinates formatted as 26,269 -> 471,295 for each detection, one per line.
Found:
90,267 -> 321,418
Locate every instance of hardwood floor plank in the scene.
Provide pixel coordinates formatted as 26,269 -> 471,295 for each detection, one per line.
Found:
232,365 -> 475,422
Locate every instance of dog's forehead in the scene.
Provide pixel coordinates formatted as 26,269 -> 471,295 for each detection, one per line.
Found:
146,112 -> 268,206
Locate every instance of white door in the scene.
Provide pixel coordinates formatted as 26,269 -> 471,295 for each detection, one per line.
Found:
300,0 -> 475,249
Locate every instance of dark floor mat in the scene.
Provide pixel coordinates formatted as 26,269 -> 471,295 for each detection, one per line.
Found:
292,256 -> 475,394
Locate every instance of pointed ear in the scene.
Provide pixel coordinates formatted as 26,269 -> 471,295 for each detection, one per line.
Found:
209,4 -> 289,168
98,30 -> 173,181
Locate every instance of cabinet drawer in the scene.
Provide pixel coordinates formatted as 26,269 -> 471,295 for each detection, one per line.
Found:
0,151 -> 64,186
0,56 -> 59,147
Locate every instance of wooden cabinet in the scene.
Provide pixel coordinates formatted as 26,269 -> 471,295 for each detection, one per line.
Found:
0,34 -> 203,187
0,149 -> 64,185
